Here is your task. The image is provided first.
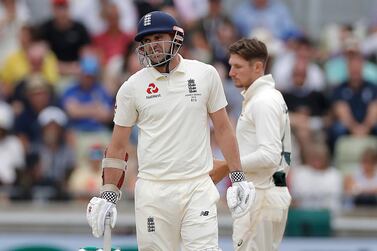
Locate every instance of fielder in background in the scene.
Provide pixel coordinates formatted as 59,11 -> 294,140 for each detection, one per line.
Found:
210,38 -> 292,251
86,11 -> 254,251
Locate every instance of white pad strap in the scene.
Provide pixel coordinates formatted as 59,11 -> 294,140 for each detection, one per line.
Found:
102,158 -> 127,171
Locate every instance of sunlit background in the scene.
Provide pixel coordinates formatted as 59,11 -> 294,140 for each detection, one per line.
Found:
1,0 -> 377,250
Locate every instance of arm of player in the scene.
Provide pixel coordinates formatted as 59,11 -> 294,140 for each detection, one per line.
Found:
240,100 -> 282,172
210,159 -> 229,184
209,108 -> 241,172
86,125 -> 132,238
209,108 -> 255,218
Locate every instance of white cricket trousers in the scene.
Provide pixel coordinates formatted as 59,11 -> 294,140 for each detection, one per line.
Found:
232,186 -> 291,251
135,175 -> 220,251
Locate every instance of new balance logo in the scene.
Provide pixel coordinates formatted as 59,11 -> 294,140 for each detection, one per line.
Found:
200,211 -> 209,216
144,14 -> 152,26
147,217 -> 155,232
237,239 -> 243,247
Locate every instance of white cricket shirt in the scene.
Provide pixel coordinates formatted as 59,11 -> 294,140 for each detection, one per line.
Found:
237,74 -> 291,189
114,55 -> 227,180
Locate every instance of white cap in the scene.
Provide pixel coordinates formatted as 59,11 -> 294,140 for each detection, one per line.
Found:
38,106 -> 68,127
0,102 -> 14,130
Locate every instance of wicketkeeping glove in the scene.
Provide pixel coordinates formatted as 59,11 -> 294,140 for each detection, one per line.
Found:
226,171 -> 256,219
86,184 -> 120,238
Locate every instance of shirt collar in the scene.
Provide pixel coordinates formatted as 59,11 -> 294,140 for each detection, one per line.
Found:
148,54 -> 186,80
241,74 -> 275,102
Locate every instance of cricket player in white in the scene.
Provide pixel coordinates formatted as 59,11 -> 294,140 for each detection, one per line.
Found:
211,38 -> 292,251
86,11 -> 255,251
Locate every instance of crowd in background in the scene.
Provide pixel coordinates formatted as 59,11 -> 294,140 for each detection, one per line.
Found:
0,0 -> 377,214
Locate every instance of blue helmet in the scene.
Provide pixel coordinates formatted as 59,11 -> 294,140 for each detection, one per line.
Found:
135,11 -> 183,42
135,11 -> 184,68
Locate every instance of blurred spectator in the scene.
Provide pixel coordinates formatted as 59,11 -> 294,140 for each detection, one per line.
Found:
250,27 -> 284,62
71,0 -> 138,36
8,41 -> 59,113
321,23 -> 354,57
213,18 -> 239,67
360,5 -> 377,63
344,148 -> 377,207
23,106 -> 75,200
327,48 -> 377,151
187,27 -> 212,63
0,101 -> 25,186
200,0 -> 238,66
201,0 -> 228,44
68,144 -> 103,199
24,0 -> 51,25
134,0 -> 168,18
232,0 -> 299,40
173,0 -> 208,29
283,58 -> 329,158
92,2 -> 133,66
213,62 -> 242,123
14,74 -> 56,151
1,35 -> 59,100
61,55 -> 113,132
325,36 -> 377,86
289,143 -> 343,212
104,42 -> 141,98
0,0 -> 30,66
272,36 -> 325,92
39,0 -> 90,76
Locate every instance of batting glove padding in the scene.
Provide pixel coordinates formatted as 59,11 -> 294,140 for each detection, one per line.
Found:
227,171 -> 256,218
86,196 -> 117,238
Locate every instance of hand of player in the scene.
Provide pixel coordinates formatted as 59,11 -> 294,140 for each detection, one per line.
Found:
226,171 -> 256,218
86,188 -> 120,238
210,159 -> 229,184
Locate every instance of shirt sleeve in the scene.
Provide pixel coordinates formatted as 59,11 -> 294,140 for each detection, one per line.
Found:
113,81 -> 138,127
241,98 -> 282,171
207,66 -> 228,113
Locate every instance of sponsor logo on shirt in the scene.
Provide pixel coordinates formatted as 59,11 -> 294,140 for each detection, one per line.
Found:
146,83 -> 161,99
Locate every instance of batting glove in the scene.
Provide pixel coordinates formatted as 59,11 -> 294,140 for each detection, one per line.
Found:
86,184 -> 120,238
226,171 -> 255,219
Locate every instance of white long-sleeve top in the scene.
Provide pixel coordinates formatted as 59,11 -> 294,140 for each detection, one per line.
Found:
237,74 -> 292,189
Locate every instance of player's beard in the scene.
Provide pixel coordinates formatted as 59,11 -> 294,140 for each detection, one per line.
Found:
147,42 -> 172,66
148,52 -> 169,65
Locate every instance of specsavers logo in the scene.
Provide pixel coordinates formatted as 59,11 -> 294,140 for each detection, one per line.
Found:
146,83 -> 161,99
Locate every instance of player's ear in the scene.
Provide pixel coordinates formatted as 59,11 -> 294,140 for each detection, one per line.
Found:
254,60 -> 264,73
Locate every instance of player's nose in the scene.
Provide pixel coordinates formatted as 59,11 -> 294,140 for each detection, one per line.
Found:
229,68 -> 236,78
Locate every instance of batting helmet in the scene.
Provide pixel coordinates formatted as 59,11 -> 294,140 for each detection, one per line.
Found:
135,11 -> 183,42
135,11 -> 184,68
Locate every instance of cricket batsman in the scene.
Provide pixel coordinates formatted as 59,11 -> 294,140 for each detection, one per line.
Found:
86,11 -> 255,251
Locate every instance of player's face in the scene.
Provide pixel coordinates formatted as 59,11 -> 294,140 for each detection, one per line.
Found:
229,54 -> 260,89
140,33 -> 173,64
